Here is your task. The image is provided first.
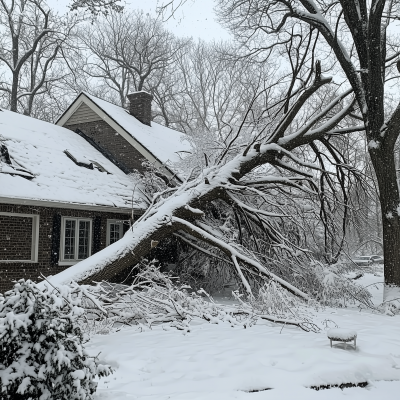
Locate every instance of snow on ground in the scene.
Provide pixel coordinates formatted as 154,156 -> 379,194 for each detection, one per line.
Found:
88,267 -> 400,399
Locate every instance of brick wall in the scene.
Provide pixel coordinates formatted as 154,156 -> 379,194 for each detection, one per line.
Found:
64,120 -> 146,173
0,203 -> 131,293
127,92 -> 152,126
0,215 -> 33,261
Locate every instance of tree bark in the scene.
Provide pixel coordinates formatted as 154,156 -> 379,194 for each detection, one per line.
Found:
370,145 -> 400,286
10,73 -> 18,112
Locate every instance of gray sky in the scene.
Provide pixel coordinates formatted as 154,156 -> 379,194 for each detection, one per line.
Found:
54,0 -> 231,41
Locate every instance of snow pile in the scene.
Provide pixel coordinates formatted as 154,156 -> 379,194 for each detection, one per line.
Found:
0,280 -> 112,400
383,285 -> 400,315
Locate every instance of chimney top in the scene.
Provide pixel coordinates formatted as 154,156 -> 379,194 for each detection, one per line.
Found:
127,91 -> 153,126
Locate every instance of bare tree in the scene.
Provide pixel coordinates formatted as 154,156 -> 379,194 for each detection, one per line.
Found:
0,0 -> 79,114
76,13 -> 271,133
0,0 -> 124,116
172,40 -> 266,134
76,11 -> 189,109
215,0 -> 400,294
69,0 -> 123,15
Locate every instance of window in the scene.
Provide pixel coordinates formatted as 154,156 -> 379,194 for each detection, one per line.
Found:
60,217 -> 92,265
106,219 -> 123,246
0,212 -> 39,262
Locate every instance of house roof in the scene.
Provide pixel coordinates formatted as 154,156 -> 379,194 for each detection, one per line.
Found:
0,109 -> 146,213
56,92 -> 191,178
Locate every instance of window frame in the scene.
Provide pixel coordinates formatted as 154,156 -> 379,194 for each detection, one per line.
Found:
106,219 -> 124,246
0,212 -> 39,263
59,217 -> 92,265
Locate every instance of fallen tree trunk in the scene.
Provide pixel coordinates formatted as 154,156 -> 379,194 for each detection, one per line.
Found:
40,66 -> 362,299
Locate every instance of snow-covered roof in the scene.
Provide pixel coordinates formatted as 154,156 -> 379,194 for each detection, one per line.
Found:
0,109 -> 146,212
83,93 -> 191,166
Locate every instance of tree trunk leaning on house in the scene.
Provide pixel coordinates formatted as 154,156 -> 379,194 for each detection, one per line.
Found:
43,62 -> 363,300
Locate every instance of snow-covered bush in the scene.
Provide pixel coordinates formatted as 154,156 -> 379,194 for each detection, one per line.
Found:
0,279 -> 112,400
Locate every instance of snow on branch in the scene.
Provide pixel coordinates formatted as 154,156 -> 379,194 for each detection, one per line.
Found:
76,262 -> 320,335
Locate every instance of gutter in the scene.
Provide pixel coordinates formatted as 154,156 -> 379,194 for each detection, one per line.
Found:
0,196 -> 143,215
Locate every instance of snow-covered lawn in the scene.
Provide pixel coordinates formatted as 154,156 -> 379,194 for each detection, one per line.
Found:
88,268 -> 400,399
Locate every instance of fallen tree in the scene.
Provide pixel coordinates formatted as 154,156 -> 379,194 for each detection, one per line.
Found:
41,57 -> 369,304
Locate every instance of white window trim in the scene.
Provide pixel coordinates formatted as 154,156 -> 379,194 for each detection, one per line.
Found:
0,212 -> 39,263
106,219 -> 124,246
59,217 -> 92,265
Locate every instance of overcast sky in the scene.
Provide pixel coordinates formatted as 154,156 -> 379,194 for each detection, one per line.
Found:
55,0 -> 231,42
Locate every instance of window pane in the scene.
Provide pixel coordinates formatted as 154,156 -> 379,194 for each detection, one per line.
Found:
78,220 -> 90,259
64,220 -> 76,260
109,223 -> 122,244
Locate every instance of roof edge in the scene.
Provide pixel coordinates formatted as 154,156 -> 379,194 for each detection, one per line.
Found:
55,92 -> 86,125
0,196 -> 143,215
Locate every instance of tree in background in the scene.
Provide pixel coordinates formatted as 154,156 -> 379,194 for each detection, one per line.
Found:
75,11 -> 189,113
0,0 -> 123,117
0,0 -> 73,113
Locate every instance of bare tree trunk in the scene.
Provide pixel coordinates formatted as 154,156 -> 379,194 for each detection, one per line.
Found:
10,73 -> 19,112
371,146 -> 400,286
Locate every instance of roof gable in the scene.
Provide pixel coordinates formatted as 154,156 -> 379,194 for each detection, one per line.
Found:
65,102 -> 101,125
56,93 -> 191,179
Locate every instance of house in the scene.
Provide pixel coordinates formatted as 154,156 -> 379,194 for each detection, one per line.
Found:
0,92 -> 190,292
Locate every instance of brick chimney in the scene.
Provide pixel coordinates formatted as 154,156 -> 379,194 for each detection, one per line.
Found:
127,91 -> 153,126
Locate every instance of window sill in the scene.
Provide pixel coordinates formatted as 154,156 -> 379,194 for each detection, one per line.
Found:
0,260 -> 38,263
58,261 -> 79,266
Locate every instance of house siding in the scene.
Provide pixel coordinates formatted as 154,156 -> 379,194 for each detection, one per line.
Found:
64,120 -> 146,173
0,203 -> 131,293
65,102 -> 102,125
